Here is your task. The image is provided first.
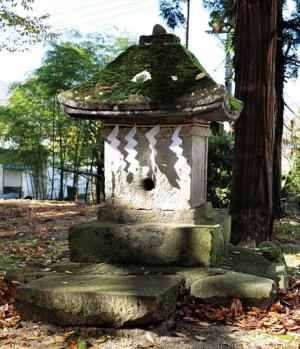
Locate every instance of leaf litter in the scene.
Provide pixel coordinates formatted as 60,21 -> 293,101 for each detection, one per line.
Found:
0,200 -> 299,348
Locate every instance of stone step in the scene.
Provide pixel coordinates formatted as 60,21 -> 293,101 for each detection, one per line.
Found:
16,274 -> 184,327
69,218 -> 231,267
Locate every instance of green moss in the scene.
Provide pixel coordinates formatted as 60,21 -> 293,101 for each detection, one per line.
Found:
64,43 -> 215,105
227,93 -> 243,112
259,246 -> 284,263
274,219 -> 300,242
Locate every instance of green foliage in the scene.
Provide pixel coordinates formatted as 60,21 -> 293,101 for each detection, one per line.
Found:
258,245 -> 284,262
286,133 -> 300,202
36,44 -> 98,94
0,149 -> 24,165
203,0 -> 235,31
0,78 -> 51,197
207,131 -> 234,208
0,0 -> 55,51
159,0 -> 186,29
274,218 -> 300,242
0,33 -> 130,200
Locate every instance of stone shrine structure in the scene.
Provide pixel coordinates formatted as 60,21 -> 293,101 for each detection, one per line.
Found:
57,27 -> 242,268
17,28 -> 282,329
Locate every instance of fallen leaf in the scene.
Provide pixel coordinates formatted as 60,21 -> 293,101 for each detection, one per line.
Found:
271,301 -> 283,313
95,335 -> 112,344
99,86 -> 111,90
195,335 -> 207,341
231,298 -> 243,317
69,339 -> 77,349
227,333 -> 237,339
63,331 -> 75,338
251,306 -> 262,312
145,333 -> 155,344
54,335 -> 67,343
136,341 -> 154,348
195,72 -> 206,80
174,332 -> 187,338
171,75 -> 178,81
198,321 -> 211,327
46,345 -> 66,349
291,280 -> 300,290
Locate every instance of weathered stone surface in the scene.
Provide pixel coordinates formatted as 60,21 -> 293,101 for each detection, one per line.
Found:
190,271 -> 277,308
58,37 -> 242,123
16,274 -> 184,327
103,125 -> 210,211
266,264 -> 289,289
97,202 -> 215,224
69,221 -> 226,267
139,33 -> 179,45
6,262 -> 227,287
223,246 -> 288,289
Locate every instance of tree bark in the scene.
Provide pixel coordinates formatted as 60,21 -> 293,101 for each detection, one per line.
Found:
273,1 -> 285,219
230,0 -> 277,244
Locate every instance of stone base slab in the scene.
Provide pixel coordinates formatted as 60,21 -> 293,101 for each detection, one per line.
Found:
69,216 -> 230,267
190,271 -> 277,309
13,253 -> 280,327
16,274 -> 184,327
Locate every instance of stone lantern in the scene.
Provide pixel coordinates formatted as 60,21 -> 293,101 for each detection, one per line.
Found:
14,27 -> 245,329
58,27 -> 242,267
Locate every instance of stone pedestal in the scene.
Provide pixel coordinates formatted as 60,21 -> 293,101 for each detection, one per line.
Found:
69,204 -> 231,267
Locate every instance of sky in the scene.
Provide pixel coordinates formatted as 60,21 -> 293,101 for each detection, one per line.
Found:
0,0 -> 299,118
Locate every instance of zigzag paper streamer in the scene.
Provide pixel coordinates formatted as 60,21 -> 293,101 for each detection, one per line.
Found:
169,126 -> 187,173
145,125 -> 160,175
106,125 -> 122,172
124,126 -> 139,174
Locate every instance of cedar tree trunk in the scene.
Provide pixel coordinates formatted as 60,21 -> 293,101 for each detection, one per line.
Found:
273,2 -> 285,219
230,0 -> 277,244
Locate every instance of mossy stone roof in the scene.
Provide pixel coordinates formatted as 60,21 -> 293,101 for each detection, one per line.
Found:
59,40 -> 242,124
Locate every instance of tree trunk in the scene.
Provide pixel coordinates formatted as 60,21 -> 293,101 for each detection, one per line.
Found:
58,123 -> 65,201
273,1 -> 285,219
230,0 -> 277,244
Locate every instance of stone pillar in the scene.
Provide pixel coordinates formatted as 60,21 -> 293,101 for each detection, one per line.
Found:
103,124 -> 211,211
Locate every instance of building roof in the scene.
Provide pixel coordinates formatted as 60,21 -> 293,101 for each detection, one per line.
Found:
59,29 -> 242,125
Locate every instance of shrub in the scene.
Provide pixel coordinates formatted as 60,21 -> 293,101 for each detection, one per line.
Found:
207,130 -> 234,208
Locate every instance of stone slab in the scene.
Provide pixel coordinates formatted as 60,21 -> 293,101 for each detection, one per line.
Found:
190,271 -> 277,309
6,245 -> 286,290
69,221 -> 227,267
223,246 -> 289,289
6,261 -> 227,285
16,274 -> 184,327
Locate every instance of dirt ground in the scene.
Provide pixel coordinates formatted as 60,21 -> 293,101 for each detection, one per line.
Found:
0,200 -> 299,349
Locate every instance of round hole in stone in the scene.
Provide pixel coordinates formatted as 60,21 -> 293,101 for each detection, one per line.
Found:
142,177 -> 155,191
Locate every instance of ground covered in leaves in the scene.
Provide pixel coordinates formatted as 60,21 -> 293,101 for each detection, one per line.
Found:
0,200 -> 299,349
